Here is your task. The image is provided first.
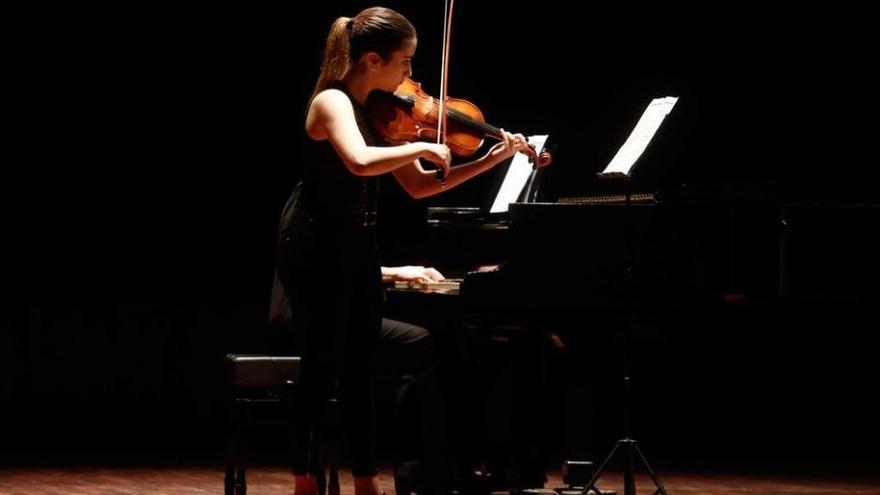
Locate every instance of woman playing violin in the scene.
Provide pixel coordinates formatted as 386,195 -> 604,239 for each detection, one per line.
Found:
277,6 -> 536,495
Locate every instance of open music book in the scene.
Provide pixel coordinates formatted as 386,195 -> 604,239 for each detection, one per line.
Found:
600,96 -> 678,178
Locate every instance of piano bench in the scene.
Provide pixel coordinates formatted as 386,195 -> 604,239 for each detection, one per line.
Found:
224,354 -> 341,495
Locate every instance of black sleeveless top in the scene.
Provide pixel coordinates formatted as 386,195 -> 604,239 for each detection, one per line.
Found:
270,84 -> 386,330
280,82 -> 384,236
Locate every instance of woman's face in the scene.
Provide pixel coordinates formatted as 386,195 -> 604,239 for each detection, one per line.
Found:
374,37 -> 417,92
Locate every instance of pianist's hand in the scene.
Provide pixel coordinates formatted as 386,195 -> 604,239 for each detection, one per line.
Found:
388,265 -> 446,284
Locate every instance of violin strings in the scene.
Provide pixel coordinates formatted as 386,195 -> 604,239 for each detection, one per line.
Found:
395,93 -> 502,139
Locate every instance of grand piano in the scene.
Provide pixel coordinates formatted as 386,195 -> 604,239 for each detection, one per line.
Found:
378,93 -> 810,492
381,166 -> 783,491
376,89 -> 879,492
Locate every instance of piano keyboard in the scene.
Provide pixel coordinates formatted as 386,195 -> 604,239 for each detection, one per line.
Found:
393,278 -> 462,292
558,193 -> 656,204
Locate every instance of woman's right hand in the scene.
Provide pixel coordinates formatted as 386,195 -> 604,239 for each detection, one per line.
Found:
420,143 -> 452,177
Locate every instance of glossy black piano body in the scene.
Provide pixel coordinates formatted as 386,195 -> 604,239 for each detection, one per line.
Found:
382,184 -> 788,484
383,191 -> 879,488
418,191 -> 780,320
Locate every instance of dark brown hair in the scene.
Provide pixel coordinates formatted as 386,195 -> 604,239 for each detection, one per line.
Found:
310,6 -> 416,103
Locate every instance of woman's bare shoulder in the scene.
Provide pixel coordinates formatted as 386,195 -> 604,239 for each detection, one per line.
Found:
306,88 -> 354,139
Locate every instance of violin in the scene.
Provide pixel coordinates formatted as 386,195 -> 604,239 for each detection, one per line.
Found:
368,77 -> 552,167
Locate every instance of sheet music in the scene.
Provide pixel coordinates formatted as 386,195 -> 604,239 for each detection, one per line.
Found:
602,97 -> 678,177
490,134 -> 548,214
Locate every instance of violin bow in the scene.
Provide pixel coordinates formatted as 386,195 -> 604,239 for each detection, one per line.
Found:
435,0 -> 551,175
436,0 -> 455,184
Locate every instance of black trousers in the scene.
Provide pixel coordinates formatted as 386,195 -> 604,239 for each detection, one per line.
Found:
277,221 -> 439,478
376,318 -> 448,490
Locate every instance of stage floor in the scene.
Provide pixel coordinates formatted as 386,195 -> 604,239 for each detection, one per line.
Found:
1,465 -> 878,495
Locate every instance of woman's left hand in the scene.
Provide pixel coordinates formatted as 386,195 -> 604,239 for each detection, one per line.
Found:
487,129 -> 530,162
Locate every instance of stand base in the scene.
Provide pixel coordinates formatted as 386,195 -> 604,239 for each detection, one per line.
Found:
553,487 -> 617,495
512,489 -> 616,495
588,438 -> 669,495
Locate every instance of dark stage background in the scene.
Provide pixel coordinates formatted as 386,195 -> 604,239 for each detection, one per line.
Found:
3,2 -> 878,472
